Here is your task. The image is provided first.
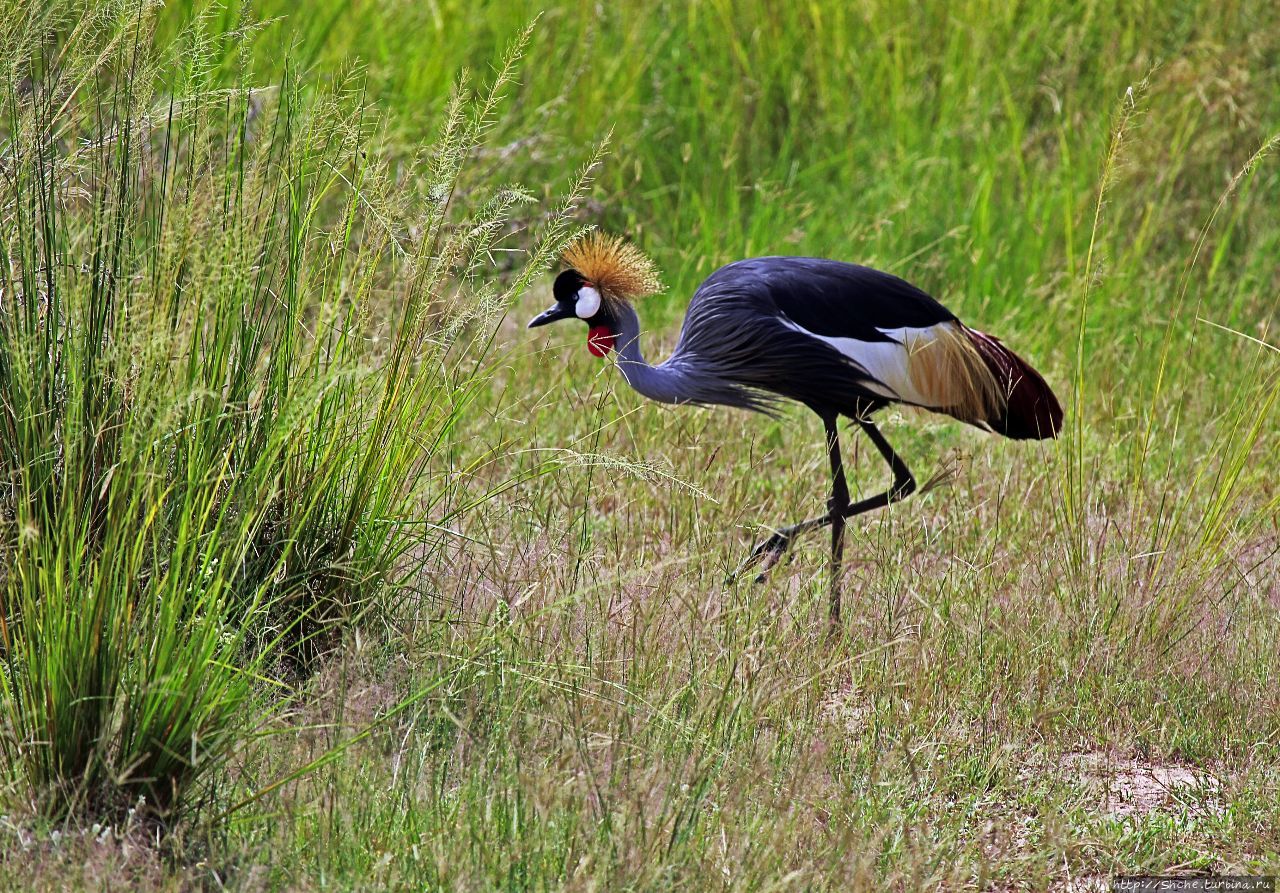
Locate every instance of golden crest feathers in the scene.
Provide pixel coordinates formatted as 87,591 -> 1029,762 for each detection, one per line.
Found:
561,232 -> 663,302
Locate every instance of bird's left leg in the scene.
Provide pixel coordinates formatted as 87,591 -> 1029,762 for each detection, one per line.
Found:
731,419 -> 915,584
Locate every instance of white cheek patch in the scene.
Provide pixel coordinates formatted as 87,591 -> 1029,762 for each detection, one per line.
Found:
575,286 -> 602,319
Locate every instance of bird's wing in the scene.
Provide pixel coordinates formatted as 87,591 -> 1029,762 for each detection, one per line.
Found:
684,257 -> 995,413
669,256 -> 1058,436
712,257 -> 957,340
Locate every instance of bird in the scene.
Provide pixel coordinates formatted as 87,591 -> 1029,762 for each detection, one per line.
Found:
528,232 -> 1062,627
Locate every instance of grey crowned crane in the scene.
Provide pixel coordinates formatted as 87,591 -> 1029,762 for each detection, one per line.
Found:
528,233 -> 1062,626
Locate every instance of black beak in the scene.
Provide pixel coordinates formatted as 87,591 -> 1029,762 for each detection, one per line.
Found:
527,303 -> 574,328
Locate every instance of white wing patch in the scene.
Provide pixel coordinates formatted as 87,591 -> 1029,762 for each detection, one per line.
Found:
779,318 -> 958,407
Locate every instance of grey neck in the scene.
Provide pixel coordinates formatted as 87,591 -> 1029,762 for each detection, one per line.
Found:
611,302 -> 688,405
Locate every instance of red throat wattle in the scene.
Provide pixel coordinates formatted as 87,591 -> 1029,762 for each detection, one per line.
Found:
587,326 -> 616,357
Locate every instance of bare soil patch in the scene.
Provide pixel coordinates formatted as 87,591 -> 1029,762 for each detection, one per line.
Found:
1059,750 -> 1224,819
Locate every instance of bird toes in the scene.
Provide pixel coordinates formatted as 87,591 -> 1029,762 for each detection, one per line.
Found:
727,532 -> 791,584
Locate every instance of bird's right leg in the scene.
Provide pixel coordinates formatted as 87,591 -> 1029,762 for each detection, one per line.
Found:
826,418 -> 851,628
732,420 -> 916,583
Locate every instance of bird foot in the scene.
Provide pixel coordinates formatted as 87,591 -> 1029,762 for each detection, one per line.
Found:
727,530 -> 794,584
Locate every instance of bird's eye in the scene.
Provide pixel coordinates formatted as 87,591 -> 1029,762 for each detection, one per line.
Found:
575,285 -> 602,319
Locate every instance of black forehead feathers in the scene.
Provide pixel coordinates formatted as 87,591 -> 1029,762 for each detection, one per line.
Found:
553,269 -> 586,302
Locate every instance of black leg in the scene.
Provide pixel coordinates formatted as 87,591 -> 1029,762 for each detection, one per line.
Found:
732,420 -> 916,584
826,417 -> 851,628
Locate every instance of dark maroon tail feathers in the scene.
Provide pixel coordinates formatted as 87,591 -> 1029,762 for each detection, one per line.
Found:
965,328 -> 1063,440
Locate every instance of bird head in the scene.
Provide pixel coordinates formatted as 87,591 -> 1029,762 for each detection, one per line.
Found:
527,232 -> 662,358
527,268 -> 616,357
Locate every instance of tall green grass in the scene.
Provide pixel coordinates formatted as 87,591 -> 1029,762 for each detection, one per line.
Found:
0,3 -> 583,822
